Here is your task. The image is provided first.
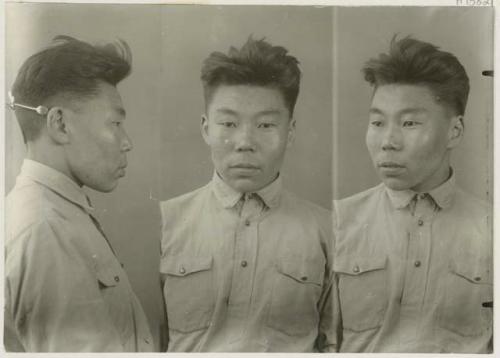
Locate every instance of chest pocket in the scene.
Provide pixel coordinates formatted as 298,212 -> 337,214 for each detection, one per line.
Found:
439,256 -> 493,337
334,256 -> 388,332
160,255 -> 215,333
266,257 -> 325,337
96,266 -> 121,288
95,262 -> 134,345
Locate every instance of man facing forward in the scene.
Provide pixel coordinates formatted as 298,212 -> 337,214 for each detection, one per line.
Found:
5,36 -> 153,352
159,37 -> 334,352
333,36 -> 492,353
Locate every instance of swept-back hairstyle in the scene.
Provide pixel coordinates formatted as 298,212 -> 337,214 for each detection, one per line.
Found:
362,35 -> 469,116
201,36 -> 301,116
11,35 -> 132,142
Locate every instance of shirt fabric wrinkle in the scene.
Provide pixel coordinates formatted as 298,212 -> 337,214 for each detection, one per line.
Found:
4,159 -> 153,352
160,172 -> 334,352
333,170 -> 492,353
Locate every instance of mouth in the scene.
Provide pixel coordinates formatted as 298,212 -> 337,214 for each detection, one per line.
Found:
117,164 -> 127,177
378,161 -> 405,169
230,163 -> 260,170
377,161 -> 405,176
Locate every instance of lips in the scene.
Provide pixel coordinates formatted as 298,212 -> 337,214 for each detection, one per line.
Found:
378,161 -> 405,169
230,163 -> 259,170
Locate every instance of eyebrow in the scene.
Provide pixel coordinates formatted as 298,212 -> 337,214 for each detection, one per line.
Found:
216,108 -> 238,116
215,108 -> 283,117
369,107 -> 428,116
256,109 -> 282,117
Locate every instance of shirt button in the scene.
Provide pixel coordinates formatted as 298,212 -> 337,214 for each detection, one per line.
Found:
418,219 -> 424,226
474,276 -> 482,282
418,193 -> 426,200
245,219 -> 251,226
353,265 -> 360,273
179,267 -> 186,274
114,275 -> 120,282
241,260 -> 248,267
301,276 -> 308,281
414,260 -> 421,267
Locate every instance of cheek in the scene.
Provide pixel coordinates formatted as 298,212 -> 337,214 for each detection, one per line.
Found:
406,131 -> 446,167
365,130 -> 378,155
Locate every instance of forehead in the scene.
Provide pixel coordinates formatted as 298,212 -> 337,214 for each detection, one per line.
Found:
371,84 -> 443,113
208,85 -> 288,113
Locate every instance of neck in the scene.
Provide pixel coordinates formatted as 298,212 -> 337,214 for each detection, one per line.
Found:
26,142 -> 82,187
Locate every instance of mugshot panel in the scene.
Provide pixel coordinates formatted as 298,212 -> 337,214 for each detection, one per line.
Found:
4,2 -> 165,350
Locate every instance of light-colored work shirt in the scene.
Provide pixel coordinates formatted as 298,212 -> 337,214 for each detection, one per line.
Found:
4,159 -> 154,352
159,173 -> 334,352
333,172 -> 492,353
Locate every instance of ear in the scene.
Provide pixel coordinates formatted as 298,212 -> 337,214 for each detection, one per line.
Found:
286,117 -> 297,148
447,115 -> 464,149
201,114 -> 210,145
46,107 -> 70,144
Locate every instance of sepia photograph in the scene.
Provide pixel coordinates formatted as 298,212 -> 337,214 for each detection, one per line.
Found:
2,1 -> 495,354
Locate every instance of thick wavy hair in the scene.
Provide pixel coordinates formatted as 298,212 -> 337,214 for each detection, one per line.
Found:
201,36 -> 301,116
362,35 -> 469,116
11,35 -> 132,142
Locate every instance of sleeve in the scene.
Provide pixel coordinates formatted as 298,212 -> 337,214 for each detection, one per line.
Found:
315,206 -> 340,353
5,218 -> 125,352
158,200 -> 170,351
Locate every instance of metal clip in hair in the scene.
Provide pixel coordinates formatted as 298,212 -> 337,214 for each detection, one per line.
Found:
7,91 -> 49,115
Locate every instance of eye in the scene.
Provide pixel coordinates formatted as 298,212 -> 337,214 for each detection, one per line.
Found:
219,121 -> 236,128
369,120 -> 383,127
402,120 -> 420,127
112,121 -> 122,127
258,123 -> 275,129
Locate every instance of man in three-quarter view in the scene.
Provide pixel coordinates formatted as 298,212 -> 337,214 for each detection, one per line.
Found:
159,37 -> 334,352
333,36 -> 492,353
4,36 -> 153,352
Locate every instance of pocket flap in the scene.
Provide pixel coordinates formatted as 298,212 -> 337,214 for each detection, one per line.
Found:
160,255 -> 213,277
334,256 -> 387,276
449,256 -> 492,285
276,258 -> 324,285
96,266 -> 120,287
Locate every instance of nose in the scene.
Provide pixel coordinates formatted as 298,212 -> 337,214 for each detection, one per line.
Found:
121,129 -> 133,152
381,123 -> 402,151
234,123 -> 256,152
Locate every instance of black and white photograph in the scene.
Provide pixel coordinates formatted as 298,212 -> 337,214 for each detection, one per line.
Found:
2,1 -> 495,354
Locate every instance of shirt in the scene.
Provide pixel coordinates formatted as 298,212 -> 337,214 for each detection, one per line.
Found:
159,173 -> 334,352
4,159 -> 154,352
333,171 -> 492,353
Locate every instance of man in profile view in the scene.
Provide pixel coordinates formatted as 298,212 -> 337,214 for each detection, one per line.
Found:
333,36 -> 492,353
159,37 -> 334,352
5,36 -> 153,352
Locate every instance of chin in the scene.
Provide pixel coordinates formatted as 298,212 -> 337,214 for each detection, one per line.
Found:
86,181 -> 119,193
229,179 -> 261,193
381,178 -> 412,192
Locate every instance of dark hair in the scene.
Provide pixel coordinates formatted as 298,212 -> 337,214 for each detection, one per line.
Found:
201,36 -> 301,116
362,35 -> 469,116
11,35 -> 132,142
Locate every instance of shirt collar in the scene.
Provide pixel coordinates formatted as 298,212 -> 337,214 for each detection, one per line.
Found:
211,171 -> 282,209
385,169 -> 456,210
427,170 -> 456,210
19,159 -> 94,213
